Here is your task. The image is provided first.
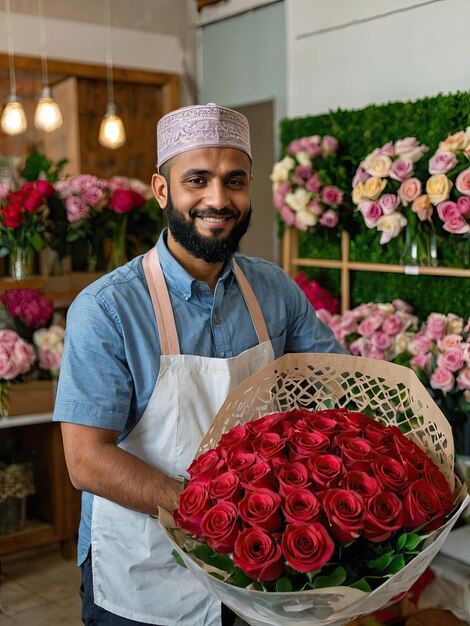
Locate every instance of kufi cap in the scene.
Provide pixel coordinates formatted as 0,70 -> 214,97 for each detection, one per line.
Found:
157,102 -> 251,168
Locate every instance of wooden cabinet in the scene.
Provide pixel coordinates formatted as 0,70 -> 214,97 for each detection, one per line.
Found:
281,229 -> 470,313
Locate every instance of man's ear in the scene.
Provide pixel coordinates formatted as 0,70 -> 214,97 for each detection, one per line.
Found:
151,173 -> 168,208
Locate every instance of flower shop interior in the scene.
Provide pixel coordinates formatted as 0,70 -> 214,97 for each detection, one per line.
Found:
0,0 -> 469,625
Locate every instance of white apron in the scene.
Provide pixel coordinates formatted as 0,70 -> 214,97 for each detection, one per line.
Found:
91,247 -> 275,625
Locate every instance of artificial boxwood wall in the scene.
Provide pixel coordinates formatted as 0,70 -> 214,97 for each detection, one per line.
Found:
280,92 -> 470,319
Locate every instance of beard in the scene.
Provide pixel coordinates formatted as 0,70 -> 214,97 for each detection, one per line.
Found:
165,190 -> 252,264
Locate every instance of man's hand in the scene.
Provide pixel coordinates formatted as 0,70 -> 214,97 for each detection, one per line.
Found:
61,422 -> 183,513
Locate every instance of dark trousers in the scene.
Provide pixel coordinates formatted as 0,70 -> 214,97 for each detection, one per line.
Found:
80,551 -> 236,625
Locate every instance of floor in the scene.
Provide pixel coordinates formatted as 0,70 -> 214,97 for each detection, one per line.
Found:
0,544 -> 82,625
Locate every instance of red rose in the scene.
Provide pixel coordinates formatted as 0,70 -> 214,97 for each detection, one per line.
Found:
308,453 -> 346,490
177,482 -> 212,536
1,203 -> 23,228
346,470 -> 380,499
251,432 -> 288,463
288,430 -> 330,460
109,188 -> 145,214
276,461 -> 311,497
187,449 -> 225,484
363,492 -> 404,542
403,479 -> 446,531
281,418 -> 313,437
240,462 -> 277,491
201,501 -> 240,554
6,190 -> 26,204
282,489 -> 321,524
23,190 -> 44,212
309,415 -> 338,438
281,523 -> 335,573
233,527 -> 284,581
33,180 -> 55,197
422,461 -> 453,502
321,488 -> 365,542
228,451 -> 258,474
208,471 -> 243,504
371,455 -> 410,493
219,423 -> 253,454
245,412 -> 284,437
337,435 -> 374,468
239,488 -> 282,531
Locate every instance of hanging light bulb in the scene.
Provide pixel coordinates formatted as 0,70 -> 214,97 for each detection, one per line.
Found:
34,86 -> 63,132
1,0 -> 27,136
34,0 -> 63,133
99,0 -> 126,149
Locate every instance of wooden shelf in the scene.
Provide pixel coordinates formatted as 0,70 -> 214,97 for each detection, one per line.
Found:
282,229 -> 470,312
0,520 -> 61,556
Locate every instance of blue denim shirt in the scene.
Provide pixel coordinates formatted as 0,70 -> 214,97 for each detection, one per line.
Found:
53,230 -> 347,564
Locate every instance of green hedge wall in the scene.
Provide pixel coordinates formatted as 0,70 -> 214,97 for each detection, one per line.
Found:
280,92 -> 470,318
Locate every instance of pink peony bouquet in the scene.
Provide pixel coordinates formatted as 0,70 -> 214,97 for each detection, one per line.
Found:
352,138 -> 429,244
33,324 -> 65,378
294,272 -> 339,315
317,300 -> 418,361
54,174 -> 109,224
271,135 -> 345,232
0,289 -> 54,331
425,129 -> 470,236
0,329 -> 36,381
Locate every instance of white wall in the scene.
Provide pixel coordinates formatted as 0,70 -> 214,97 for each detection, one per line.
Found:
287,0 -> 470,117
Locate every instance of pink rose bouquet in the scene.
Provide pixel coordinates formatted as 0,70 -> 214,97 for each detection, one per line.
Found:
0,289 -> 54,336
271,135 -> 346,233
294,272 -> 340,314
352,138 -> 430,246
0,329 -> 36,381
425,129 -> 470,237
33,324 -> 65,378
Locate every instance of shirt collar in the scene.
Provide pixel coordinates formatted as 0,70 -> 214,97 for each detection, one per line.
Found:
156,229 -> 235,300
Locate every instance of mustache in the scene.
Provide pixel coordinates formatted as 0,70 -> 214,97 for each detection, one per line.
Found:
189,207 -> 240,219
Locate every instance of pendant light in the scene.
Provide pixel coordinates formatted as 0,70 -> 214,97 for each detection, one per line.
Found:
98,0 -> 126,149
34,0 -> 63,132
0,0 -> 27,135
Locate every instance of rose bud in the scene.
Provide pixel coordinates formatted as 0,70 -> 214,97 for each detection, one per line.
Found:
363,492 -> 404,542
282,523 -> 335,573
277,461 -> 311,497
321,488 -> 365,543
252,432 -> 288,463
371,455 -> 410,493
240,462 -> 277,491
219,423 -> 253,454
245,412 -> 284,437
177,482 -> 212,537
228,451 -> 258,474
201,501 -> 240,554
288,430 -> 330,461
403,479 -> 448,531
187,449 -> 226,484
346,470 -> 380,499
239,488 -> 282,532
282,489 -> 321,524
308,453 -> 346,490
233,528 -> 284,581
209,471 -> 243,504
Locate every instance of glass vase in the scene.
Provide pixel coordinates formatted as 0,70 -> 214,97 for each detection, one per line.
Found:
400,229 -> 438,267
107,215 -> 128,271
9,244 -> 34,280
0,380 -> 10,417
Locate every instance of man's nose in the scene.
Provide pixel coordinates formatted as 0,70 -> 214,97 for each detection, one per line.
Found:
204,180 -> 229,208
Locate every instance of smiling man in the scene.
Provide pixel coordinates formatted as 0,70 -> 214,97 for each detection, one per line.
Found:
55,103 -> 347,626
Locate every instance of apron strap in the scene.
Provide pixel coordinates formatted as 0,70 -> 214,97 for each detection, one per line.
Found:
143,247 -> 271,355
143,247 -> 180,356
233,260 -> 270,345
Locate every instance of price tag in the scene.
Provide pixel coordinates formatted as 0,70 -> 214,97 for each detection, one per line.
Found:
404,266 -> 420,276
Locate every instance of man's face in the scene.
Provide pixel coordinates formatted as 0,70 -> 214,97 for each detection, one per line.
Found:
153,147 -> 252,264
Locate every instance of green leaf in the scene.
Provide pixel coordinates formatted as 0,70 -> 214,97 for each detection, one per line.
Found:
171,549 -> 187,569
313,566 -> 347,589
404,533 -> 424,551
306,568 -> 322,582
366,552 -> 394,571
396,533 -> 407,551
209,572 -> 225,581
275,577 -> 293,592
193,544 -> 234,573
28,232 -> 44,252
350,578 -> 371,592
227,567 -> 253,589
386,554 -> 405,575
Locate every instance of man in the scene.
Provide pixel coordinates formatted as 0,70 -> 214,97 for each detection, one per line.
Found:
55,103 -> 347,626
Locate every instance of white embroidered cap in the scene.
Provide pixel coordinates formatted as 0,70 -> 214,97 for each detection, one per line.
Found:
157,103 -> 251,169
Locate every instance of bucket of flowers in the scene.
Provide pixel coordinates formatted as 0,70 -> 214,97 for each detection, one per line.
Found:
159,353 -> 469,626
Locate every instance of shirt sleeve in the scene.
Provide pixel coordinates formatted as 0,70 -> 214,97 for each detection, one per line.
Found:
280,269 -> 349,355
53,291 -> 133,432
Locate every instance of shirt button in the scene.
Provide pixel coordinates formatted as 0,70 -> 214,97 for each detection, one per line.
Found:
214,316 -> 220,325
220,351 -> 225,357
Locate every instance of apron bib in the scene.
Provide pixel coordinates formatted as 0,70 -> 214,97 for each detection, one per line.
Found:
91,247 -> 275,625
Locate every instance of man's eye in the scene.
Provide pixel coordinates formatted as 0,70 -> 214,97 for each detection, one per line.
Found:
227,179 -> 244,187
187,177 -> 205,185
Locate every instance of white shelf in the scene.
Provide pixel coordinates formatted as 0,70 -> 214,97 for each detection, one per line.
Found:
0,412 -> 53,429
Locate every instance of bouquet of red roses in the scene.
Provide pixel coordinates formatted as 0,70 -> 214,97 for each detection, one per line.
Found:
160,354 -> 469,626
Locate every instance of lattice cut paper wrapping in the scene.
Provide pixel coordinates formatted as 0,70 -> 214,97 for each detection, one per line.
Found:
160,353 -> 470,626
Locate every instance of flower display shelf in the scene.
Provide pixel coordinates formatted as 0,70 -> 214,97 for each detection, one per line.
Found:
281,229 -> 470,313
